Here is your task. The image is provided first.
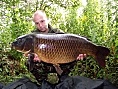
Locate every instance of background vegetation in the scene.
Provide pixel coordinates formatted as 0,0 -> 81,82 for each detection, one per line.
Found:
0,0 -> 118,87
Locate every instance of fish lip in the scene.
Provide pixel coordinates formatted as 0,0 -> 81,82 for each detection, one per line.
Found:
11,42 -> 16,49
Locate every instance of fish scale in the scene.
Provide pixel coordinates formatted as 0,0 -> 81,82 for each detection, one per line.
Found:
34,36 -> 86,64
11,33 -> 110,67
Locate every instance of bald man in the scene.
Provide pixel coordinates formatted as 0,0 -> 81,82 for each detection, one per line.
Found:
25,10 -> 86,84
32,10 -> 64,33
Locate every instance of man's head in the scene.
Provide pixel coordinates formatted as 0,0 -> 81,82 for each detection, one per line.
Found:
33,10 -> 49,32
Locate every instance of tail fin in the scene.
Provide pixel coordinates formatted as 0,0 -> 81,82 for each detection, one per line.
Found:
95,46 -> 110,67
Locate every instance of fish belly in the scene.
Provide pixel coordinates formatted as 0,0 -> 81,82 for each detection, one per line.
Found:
34,38 -> 80,64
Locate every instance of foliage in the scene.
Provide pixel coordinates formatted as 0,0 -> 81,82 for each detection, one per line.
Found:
0,0 -> 118,87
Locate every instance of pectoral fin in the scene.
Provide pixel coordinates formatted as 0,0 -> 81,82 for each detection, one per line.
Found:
27,53 -> 35,71
53,64 -> 63,75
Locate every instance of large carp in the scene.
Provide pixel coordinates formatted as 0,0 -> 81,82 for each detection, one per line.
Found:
11,33 -> 110,68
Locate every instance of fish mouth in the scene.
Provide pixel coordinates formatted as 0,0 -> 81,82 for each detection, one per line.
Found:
11,44 -> 16,50
11,42 -> 17,49
11,43 -> 19,50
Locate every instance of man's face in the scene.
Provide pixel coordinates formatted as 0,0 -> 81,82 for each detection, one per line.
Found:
33,14 -> 49,32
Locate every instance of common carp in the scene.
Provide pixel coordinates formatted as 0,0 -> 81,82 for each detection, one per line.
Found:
11,33 -> 110,68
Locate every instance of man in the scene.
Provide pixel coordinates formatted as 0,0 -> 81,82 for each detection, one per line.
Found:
26,10 -> 86,84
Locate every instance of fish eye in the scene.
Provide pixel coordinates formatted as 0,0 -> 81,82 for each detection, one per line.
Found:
18,39 -> 22,43
17,38 -> 26,46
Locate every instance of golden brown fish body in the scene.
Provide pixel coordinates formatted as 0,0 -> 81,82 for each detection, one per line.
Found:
33,34 -> 109,67
34,35 -> 78,64
11,33 -> 110,67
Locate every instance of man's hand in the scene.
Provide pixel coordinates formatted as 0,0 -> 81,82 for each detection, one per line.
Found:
33,53 -> 41,62
76,54 -> 86,60
33,54 -> 86,62
24,53 -> 86,62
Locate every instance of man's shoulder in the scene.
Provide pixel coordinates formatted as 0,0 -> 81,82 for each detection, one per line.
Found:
48,25 -> 64,34
31,29 -> 40,33
51,28 -> 64,34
